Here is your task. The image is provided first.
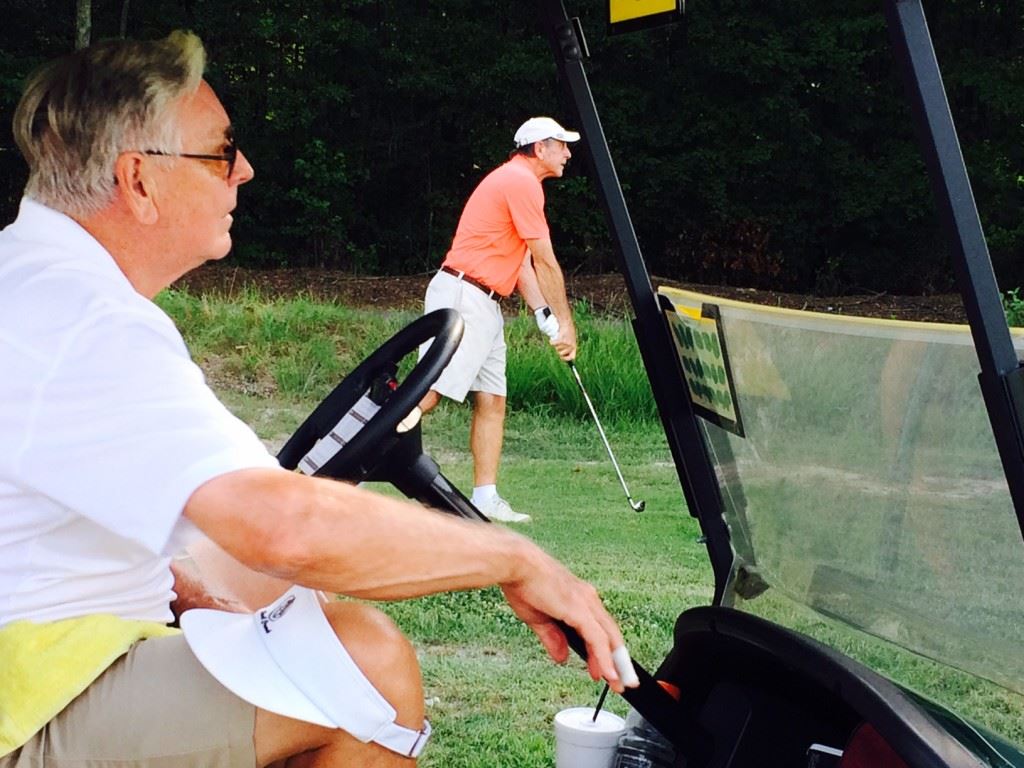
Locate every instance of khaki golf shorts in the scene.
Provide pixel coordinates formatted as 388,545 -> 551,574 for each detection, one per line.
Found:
420,269 -> 506,402
1,634 -> 256,768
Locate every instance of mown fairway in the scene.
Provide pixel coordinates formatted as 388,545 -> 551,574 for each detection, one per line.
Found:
162,289 -> 1024,764
223,382 -> 711,768
365,412 -> 712,767
160,288 -> 713,765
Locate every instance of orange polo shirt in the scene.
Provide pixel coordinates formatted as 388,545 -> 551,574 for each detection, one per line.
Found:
442,155 -> 550,297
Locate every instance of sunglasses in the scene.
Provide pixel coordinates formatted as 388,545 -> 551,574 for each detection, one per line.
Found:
145,141 -> 238,178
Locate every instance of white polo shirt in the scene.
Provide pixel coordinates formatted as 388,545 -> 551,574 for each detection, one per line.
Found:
0,198 -> 281,626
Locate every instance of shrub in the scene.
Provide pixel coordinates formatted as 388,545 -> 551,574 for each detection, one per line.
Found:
1003,288 -> 1024,327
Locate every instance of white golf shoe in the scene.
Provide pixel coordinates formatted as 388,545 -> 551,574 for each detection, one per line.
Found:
477,496 -> 531,523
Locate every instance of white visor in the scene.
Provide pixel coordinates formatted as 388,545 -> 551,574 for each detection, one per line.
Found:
181,586 -> 430,757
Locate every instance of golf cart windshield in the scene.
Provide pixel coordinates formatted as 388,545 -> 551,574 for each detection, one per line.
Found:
534,0 -> 1024,760
661,286 -> 1024,736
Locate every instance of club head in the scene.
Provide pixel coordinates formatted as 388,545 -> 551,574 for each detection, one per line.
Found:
630,498 -> 645,512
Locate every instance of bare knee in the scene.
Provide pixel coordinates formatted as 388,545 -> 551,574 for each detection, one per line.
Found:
472,392 -> 505,420
253,602 -> 425,766
322,601 -> 424,729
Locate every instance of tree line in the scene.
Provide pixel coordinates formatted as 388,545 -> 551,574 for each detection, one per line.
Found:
1,0 -> 1021,294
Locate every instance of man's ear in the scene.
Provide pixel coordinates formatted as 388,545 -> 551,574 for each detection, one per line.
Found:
113,152 -> 159,225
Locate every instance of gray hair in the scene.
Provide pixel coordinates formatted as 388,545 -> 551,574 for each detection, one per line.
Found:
12,30 -> 206,218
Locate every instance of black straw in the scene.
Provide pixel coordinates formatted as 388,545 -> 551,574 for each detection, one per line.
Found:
592,683 -> 610,722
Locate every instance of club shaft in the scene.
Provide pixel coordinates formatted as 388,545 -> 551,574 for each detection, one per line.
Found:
569,362 -> 634,501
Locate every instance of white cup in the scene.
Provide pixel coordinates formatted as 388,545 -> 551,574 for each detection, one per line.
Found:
554,707 -> 626,768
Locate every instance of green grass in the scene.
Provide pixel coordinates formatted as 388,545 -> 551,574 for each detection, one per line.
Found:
156,287 -> 656,424
157,288 -> 417,400
208,391 -> 707,768
159,288 -> 703,765
365,429 -> 710,768
165,288 -> 1024,765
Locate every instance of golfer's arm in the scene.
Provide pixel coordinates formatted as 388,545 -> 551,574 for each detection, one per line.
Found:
516,255 -> 547,310
183,468 -> 535,599
524,238 -> 573,326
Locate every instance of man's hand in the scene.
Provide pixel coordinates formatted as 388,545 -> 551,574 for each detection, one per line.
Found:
499,548 -> 634,694
534,306 -> 560,340
523,237 -> 576,361
553,320 -> 578,361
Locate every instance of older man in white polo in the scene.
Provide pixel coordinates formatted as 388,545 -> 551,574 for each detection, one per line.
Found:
0,35 -> 634,768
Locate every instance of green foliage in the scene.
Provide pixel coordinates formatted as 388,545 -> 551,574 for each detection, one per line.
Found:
1003,288 -> 1024,327
2,1 -> 1022,293
157,287 -> 419,398
506,300 -> 657,424
157,288 -> 658,422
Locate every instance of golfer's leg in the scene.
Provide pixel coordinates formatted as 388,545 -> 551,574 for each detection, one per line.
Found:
418,272 -> 472,418
254,601 -> 425,767
470,392 -> 506,487
419,272 -> 499,421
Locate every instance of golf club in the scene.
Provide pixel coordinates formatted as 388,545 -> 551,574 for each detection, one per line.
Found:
568,361 -> 645,512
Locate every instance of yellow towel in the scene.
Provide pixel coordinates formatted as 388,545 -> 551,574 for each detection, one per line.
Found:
0,615 -> 179,756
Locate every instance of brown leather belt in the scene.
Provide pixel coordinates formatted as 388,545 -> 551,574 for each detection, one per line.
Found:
440,265 -> 502,302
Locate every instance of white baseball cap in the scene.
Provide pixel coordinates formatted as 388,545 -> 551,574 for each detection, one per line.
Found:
181,586 -> 431,757
514,116 -> 581,147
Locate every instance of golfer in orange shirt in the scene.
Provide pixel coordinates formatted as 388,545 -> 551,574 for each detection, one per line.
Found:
417,117 -> 580,523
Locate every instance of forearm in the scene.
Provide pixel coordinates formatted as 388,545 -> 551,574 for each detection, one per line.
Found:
516,255 -> 547,310
185,467 -> 631,692
525,238 -> 573,325
185,468 -> 536,601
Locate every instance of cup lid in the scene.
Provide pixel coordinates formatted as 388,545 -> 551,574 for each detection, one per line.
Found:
554,707 -> 626,749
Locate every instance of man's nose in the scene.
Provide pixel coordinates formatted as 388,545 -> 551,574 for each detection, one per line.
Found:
233,149 -> 255,185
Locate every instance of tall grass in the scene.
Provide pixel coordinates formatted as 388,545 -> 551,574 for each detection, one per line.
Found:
157,288 -> 657,424
506,300 -> 657,423
157,288 -> 414,399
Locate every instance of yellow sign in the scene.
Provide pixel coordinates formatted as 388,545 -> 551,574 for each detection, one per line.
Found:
609,0 -> 680,24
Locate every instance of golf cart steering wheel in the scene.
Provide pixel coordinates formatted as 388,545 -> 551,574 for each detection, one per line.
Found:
276,308 -> 463,481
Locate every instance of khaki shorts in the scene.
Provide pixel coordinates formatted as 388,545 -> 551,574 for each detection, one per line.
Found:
420,270 -> 506,402
2,634 -> 256,768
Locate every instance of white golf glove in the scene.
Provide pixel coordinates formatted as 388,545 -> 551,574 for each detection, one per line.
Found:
534,306 -> 560,340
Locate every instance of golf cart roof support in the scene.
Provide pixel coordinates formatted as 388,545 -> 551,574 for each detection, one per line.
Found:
537,0 -> 735,603
885,0 -> 1024,542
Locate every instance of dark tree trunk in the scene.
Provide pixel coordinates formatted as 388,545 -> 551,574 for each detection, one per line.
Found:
75,0 -> 91,49
120,0 -> 131,38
